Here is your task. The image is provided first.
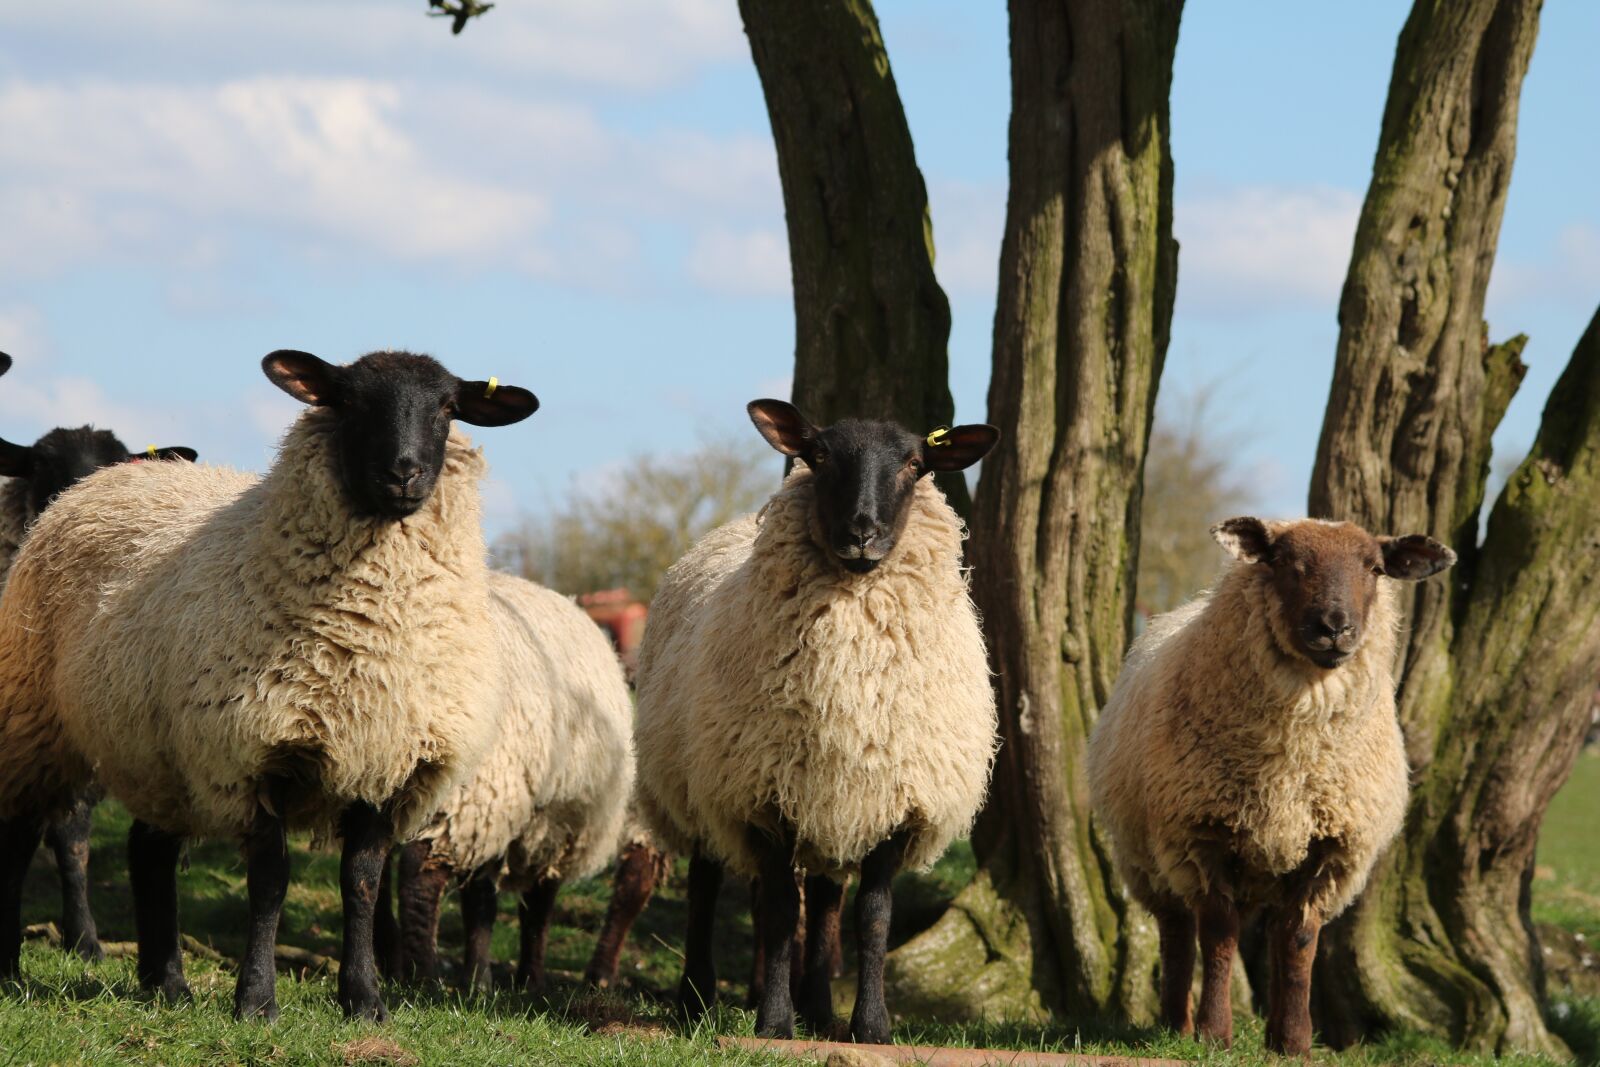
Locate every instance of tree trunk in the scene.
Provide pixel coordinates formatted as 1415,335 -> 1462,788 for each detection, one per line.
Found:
1305,0 -> 1596,1055
887,0 -> 1183,1022
738,0 -> 970,510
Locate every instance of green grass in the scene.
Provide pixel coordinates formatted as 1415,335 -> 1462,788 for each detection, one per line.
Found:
3,763 -> 1599,1065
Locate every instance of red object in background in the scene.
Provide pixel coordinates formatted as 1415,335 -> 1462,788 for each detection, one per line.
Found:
579,589 -> 648,681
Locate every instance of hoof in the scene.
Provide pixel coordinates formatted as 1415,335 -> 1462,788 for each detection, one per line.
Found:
233,994 -> 277,1022
677,977 -> 714,1026
72,940 -> 106,964
754,1014 -> 795,1040
340,995 -> 390,1023
850,1013 -> 891,1047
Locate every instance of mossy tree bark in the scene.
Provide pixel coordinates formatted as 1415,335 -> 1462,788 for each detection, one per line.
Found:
1306,0 -> 1600,1055
738,0 -> 970,510
887,0 -> 1183,1022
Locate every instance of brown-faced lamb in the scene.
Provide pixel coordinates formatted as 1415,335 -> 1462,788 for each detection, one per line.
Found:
1087,516 -> 1456,1055
0,350 -> 537,1022
390,569 -> 634,991
634,399 -> 999,1043
0,350 -> 195,963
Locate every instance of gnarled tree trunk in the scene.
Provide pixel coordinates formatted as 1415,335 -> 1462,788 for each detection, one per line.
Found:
739,0 -> 969,509
887,0 -> 1183,1022
1306,0 -> 1600,1055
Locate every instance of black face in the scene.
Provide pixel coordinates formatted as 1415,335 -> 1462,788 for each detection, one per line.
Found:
747,399 -> 999,574
263,349 -> 539,520
0,424 -> 198,523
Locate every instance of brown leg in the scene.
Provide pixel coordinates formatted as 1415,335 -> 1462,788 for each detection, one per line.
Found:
823,878 -> 845,979
396,840 -> 450,983
516,876 -> 560,993
1195,889 -> 1238,1047
583,843 -> 664,988
460,862 -> 499,991
1155,903 -> 1197,1035
797,874 -> 844,1035
1265,906 -> 1322,1056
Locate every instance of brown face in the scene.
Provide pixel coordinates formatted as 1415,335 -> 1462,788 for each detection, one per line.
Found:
1212,517 -> 1457,670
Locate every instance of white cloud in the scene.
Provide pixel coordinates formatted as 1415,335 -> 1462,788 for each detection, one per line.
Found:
929,181 -> 1004,299
0,72 -> 782,295
1488,222 -> 1600,310
1174,185 -> 1361,313
686,227 -> 790,297
0,305 -> 54,364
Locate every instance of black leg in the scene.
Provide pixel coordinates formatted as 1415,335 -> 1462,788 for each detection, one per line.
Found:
745,877 -> 763,1009
850,832 -> 907,1046
127,819 -> 189,1002
753,834 -> 800,1040
372,848 -> 401,980
337,802 -> 392,1022
233,781 -> 289,1020
678,849 -> 723,1024
460,863 -> 498,992
396,840 -> 448,983
798,874 -> 843,1036
0,814 -> 45,979
583,842 -> 664,988
45,792 -> 103,962
516,876 -> 560,993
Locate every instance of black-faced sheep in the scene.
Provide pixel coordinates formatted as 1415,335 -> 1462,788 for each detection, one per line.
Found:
0,350 -> 537,1022
1087,517 -> 1456,1055
391,569 -> 634,991
633,400 -> 999,1043
0,351 -> 195,964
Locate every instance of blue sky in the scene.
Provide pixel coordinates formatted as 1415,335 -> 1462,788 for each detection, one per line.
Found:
1,1 -> 1595,533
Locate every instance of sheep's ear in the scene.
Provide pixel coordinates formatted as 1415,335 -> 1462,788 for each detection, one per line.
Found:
262,350 -> 341,406
1379,534 -> 1457,581
922,424 -> 1000,473
127,447 -> 198,463
0,352 -> 11,377
1211,516 -> 1274,564
456,379 -> 539,427
0,438 -> 33,478
747,399 -> 816,458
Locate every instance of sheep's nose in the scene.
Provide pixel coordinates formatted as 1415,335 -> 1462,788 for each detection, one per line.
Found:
1316,609 -> 1354,638
386,458 -> 423,490
849,514 -> 882,547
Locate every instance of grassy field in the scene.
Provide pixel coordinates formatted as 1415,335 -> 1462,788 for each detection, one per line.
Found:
1,753 -> 1597,1065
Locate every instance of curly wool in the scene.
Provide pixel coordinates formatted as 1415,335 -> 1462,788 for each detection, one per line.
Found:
1087,558 -> 1409,921
419,571 -> 634,889
634,468 -> 997,879
0,410 -> 501,842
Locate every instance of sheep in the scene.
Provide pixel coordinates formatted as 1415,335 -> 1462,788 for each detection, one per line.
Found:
390,569 -> 635,992
0,351 -> 196,963
0,349 -> 538,1022
633,399 -> 999,1044
1086,516 -> 1457,1055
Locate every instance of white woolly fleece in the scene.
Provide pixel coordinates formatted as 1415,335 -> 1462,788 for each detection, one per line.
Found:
0,410 -> 502,843
1087,559 -> 1410,921
419,570 -> 635,889
634,468 -> 997,880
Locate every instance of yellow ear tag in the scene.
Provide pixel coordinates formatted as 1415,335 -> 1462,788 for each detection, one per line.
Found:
146,445 -> 158,458
926,426 -> 952,448
484,376 -> 499,399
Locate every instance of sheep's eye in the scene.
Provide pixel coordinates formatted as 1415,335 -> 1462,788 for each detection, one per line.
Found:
1371,562 -> 1386,576
812,450 -> 827,467
906,455 -> 923,474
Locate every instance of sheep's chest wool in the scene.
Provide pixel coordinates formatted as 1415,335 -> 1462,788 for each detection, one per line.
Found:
1088,565 -> 1410,918
635,468 -> 997,879
0,412 -> 500,842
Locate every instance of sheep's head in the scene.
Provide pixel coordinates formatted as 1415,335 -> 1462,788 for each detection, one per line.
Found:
0,355 -> 197,522
1212,517 -> 1456,669
747,399 -> 998,574
263,349 -> 538,520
